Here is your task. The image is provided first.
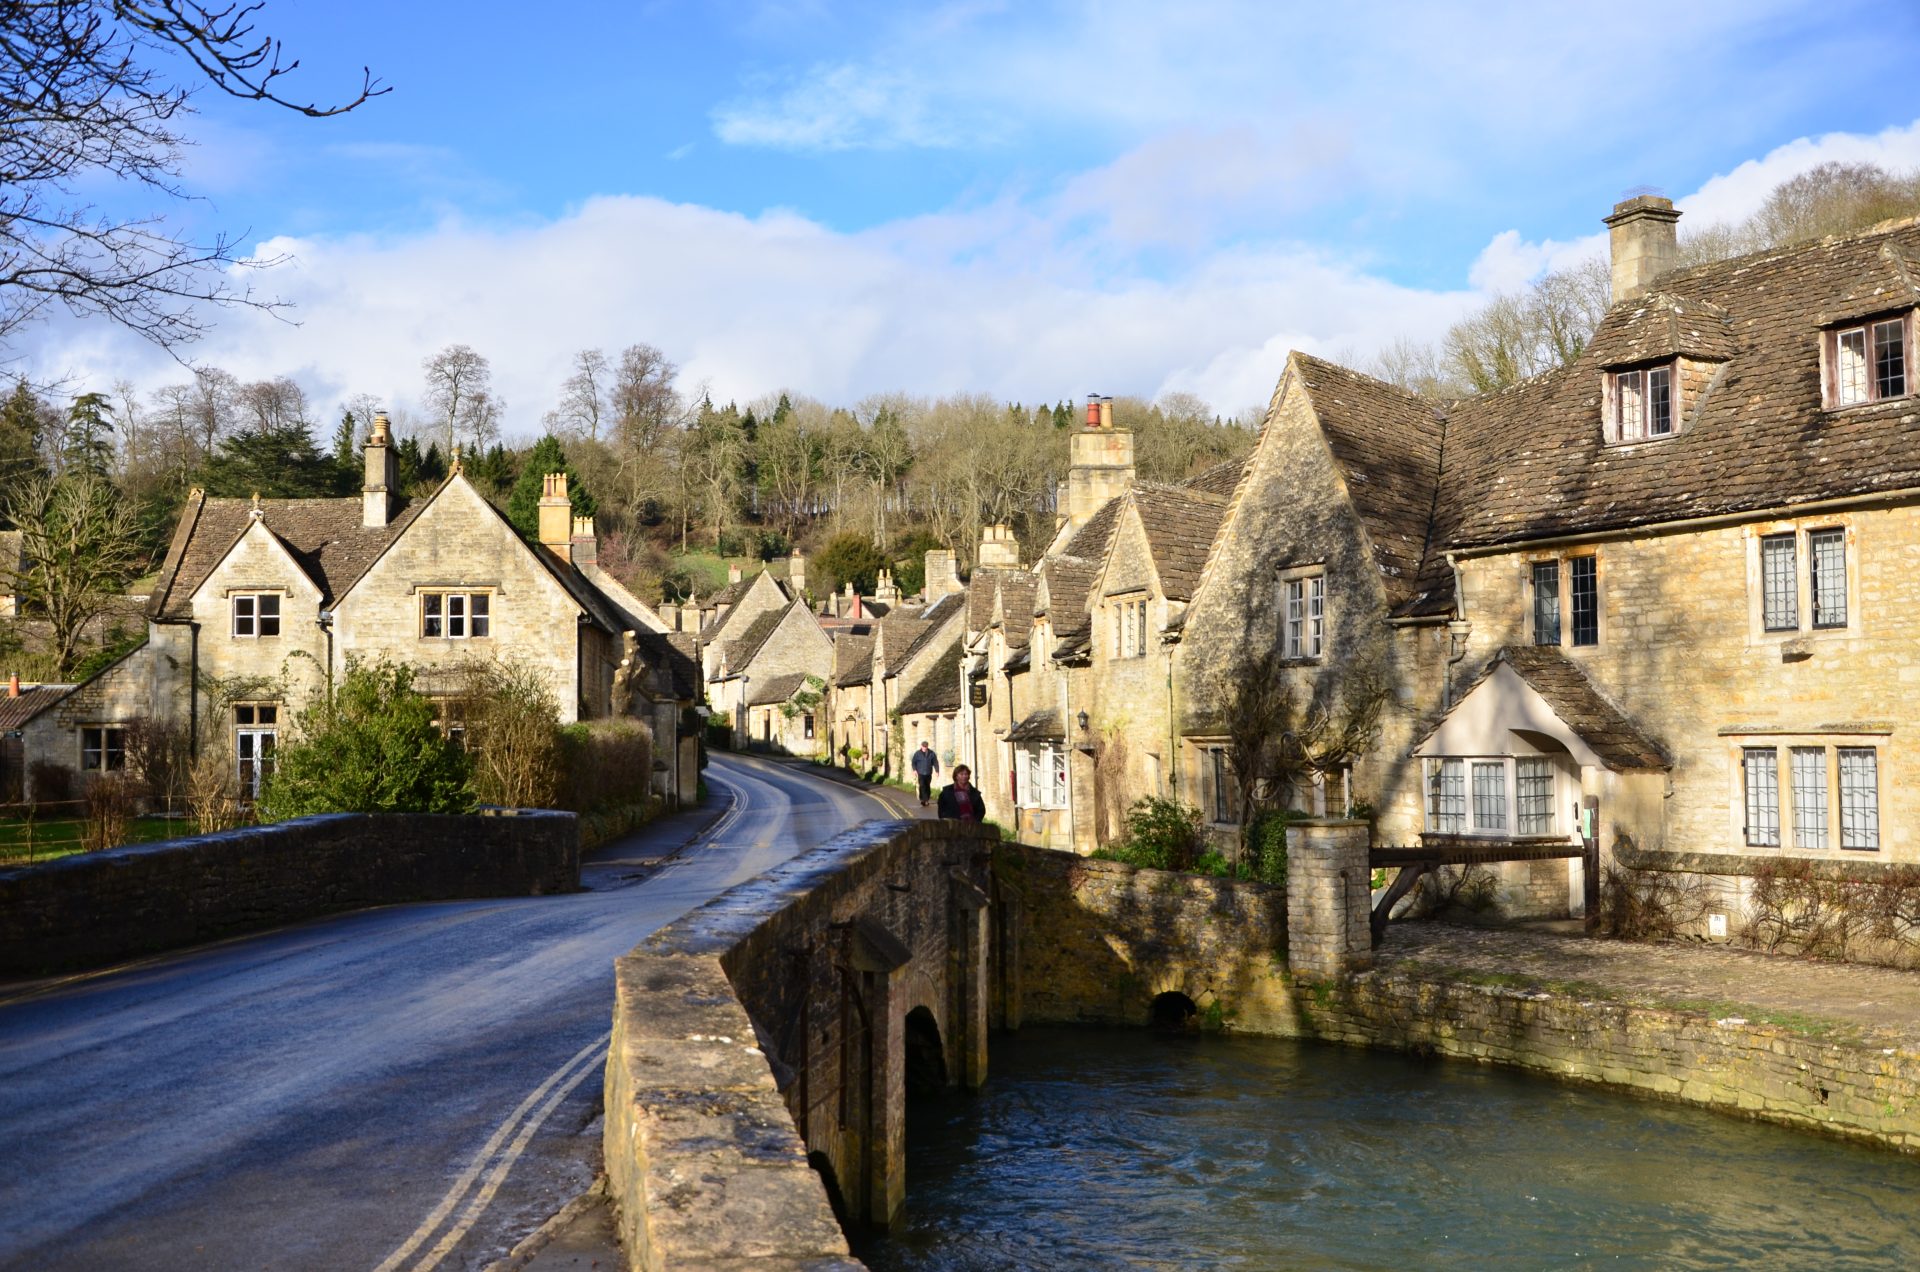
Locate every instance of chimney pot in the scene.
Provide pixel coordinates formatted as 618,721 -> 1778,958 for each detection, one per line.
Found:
1086,397 -> 1102,428
537,470 -> 574,561
8,672 -> 17,698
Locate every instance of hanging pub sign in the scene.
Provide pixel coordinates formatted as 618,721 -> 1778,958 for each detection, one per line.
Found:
969,682 -> 988,708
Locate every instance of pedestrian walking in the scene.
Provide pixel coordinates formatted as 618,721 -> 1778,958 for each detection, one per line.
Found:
910,740 -> 941,806
937,764 -> 987,822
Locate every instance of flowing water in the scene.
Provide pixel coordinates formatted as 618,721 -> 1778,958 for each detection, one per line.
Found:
857,1027 -> 1920,1271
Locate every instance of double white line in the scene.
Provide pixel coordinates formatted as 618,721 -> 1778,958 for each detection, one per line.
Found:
373,1031 -> 610,1272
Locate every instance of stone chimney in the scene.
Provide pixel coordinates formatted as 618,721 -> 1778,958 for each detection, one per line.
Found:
924,548 -> 962,598
789,549 -> 807,596
363,411 -> 397,529
1061,394 -> 1134,534
538,473 -> 573,563
729,562 -> 744,585
978,524 -> 1021,570
875,568 -> 898,604
570,516 -> 597,566
1605,195 -> 1681,305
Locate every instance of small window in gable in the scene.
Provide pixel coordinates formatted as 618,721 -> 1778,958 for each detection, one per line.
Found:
1605,362 -> 1675,443
1826,313 -> 1910,408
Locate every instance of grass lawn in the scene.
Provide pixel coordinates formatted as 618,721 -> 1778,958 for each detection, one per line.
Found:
0,816 -> 185,866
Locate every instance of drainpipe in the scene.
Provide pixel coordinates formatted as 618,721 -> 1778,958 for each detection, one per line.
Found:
317,610 -> 335,702
1165,642 -> 1176,800
187,620 -> 200,754
1442,553 -> 1472,712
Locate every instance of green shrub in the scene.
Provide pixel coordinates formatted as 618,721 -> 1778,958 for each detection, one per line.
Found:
1245,809 -> 1292,888
557,718 -> 654,814
1107,796 -> 1206,872
259,658 -> 473,819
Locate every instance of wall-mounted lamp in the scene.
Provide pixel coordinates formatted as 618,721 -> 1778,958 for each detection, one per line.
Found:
1076,710 -> 1089,732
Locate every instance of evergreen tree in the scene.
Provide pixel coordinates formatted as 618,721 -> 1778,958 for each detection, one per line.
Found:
198,422 -> 351,498
0,379 -> 51,515
464,443 -> 515,503
504,434 -> 596,539
394,436 -> 425,491
62,392 -> 116,478
419,442 -> 447,487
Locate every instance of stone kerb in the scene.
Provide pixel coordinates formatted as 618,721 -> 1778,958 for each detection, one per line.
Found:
0,809 -> 579,976
604,817 -> 997,1271
1285,819 -> 1372,980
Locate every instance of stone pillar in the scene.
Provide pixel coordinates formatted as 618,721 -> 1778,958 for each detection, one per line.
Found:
1286,819 -> 1373,980
846,916 -> 911,1228
950,872 -> 990,1090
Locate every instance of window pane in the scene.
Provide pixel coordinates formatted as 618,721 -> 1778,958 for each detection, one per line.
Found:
1761,534 -> 1798,631
233,595 -> 255,636
470,593 -> 490,638
236,705 -> 255,726
1839,748 -> 1880,850
1427,759 -> 1465,834
448,593 -> 466,638
1470,762 -> 1507,832
1808,528 -> 1847,628
1616,370 -> 1644,440
259,594 -> 280,637
104,729 -> 125,770
1570,557 -> 1598,646
1053,747 -> 1069,809
423,593 -> 443,638
1285,581 -> 1304,659
1136,600 -> 1147,656
1531,560 -> 1560,646
1307,577 -> 1325,657
82,728 -> 102,771
1872,319 -> 1906,399
1648,366 -> 1673,435
1516,757 -> 1554,835
1789,747 -> 1828,850
1743,748 -> 1780,847
1837,328 -> 1869,405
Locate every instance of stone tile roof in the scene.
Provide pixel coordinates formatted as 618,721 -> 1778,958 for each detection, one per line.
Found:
965,568 -> 1023,634
1129,482 -> 1229,601
148,493 -> 427,619
897,592 -> 965,663
1005,706 -> 1063,742
1063,496 -> 1123,562
0,685 -> 68,731
1292,354 -> 1452,617
997,573 -> 1038,648
724,606 -> 787,672
878,616 -> 930,670
1184,456 -> 1250,499
1446,218 -> 1920,548
834,633 -> 874,687
1583,291 -> 1736,366
746,670 -> 811,707
1428,646 -> 1670,772
1036,555 -> 1098,628
897,636 -> 963,715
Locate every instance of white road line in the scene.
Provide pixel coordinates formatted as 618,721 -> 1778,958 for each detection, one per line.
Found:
411,1040 -> 606,1271
372,1031 -> 609,1272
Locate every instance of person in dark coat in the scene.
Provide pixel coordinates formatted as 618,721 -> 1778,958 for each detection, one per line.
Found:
910,740 -> 940,807
937,764 -> 986,822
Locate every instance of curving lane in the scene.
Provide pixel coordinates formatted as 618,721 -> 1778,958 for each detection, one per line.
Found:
0,753 -> 915,1272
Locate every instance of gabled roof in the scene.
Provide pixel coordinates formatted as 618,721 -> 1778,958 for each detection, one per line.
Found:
996,573 -> 1039,648
1584,291 -> 1736,366
897,591 -> 965,663
834,633 -> 875,687
1292,354 -> 1452,616
1446,217 -> 1920,548
148,492 -> 427,620
966,568 -> 1025,634
1423,646 -> 1670,772
747,670 -> 812,707
1184,456 -> 1250,499
897,635 -> 963,715
1127,482 -> 1230,602
723,606 -> 786,673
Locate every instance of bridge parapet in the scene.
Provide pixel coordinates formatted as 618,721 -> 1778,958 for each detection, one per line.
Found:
605,817 -> 1003,1269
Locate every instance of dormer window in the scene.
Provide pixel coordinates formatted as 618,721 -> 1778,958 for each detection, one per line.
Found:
1827,315 -> 1910,407
1606,363 -> 1674,443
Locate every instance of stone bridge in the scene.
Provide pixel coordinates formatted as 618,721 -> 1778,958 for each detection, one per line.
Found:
603,817 -> 1007,1268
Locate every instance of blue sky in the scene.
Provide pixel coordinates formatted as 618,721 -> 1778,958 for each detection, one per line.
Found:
33,0 -> 1920,433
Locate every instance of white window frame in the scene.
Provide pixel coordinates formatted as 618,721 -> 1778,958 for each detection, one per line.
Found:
1823,313 -> 1911,408
1280,569 -> 1326,661
231,592 -> 282,639
1746,522 -> 1856,641
1424,755 -> 1566,839
422,590 -> 493,640
1604,362 -> 1677,443
1016,742 -> 1068,809
235,703 -> 278,801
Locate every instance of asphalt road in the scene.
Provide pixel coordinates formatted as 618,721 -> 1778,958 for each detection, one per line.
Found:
0,754 -> 916,1272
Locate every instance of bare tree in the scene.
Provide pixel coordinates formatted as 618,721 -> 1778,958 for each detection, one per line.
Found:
548,348 -> 609,442
610,343 -> 683,517
421,344 -> 497,453
0,1 -> 384,354
236,375 -> 309,434
5,470 -> 146,676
